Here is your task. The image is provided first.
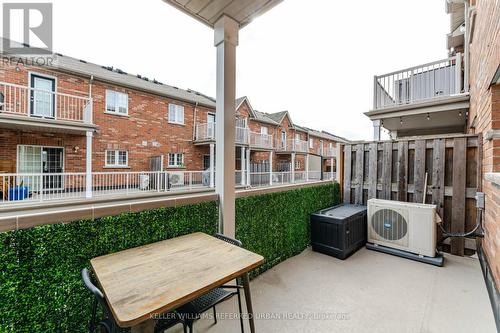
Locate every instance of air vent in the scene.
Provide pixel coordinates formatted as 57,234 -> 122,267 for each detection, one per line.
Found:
79,59 -> 87,63
115,68 -> 126,74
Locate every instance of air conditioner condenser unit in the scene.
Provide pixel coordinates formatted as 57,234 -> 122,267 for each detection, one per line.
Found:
366,198 -> 444,266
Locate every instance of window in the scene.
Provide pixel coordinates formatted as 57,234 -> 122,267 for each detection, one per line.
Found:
105,150 -> 128,167
168,104 -> 184,124
261,126 -> 268,135
106,90 -> 128,115
309,138 -> 314,149
295,133 -> 301,141
294,160 -> 301,170
168,153 -> 184,167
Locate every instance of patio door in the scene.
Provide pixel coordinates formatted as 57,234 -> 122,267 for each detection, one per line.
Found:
207,113 -> 216,139
17,146 -> 64,191
30,74 -> 56,118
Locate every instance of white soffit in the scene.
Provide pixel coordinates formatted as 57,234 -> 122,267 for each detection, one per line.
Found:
162,0 -> 283,28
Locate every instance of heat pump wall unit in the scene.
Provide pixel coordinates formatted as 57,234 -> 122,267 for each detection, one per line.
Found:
367,199 -> 437,258
168,172 -> 185,187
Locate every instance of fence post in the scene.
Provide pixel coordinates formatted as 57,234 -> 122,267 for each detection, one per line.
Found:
455,53 -> 462,94
189,172 -> 192,189
126,173 -> 129,195
373,75 -> 378,109
39,174 -> 44,202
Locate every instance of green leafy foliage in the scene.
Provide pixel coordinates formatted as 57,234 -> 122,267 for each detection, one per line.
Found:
0,183 -> 339,332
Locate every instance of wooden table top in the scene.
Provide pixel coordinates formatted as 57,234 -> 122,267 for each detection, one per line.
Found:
90,232 -> 264,327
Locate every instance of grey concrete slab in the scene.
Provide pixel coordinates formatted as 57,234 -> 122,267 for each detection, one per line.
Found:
167,248 -> 496,333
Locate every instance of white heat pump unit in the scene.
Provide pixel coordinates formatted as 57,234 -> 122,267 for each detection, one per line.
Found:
168,172 -> 185,187
139,174 -> 150,190
367,199 -> 438,258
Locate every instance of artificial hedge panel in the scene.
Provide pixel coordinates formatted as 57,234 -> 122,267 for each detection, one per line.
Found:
0,183 -> 340,332
236,182 -> 340,277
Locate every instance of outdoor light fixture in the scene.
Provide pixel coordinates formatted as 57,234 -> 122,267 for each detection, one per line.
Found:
427,113 -> 430,120
459,111 -> 462,117
400,117 -> 403,125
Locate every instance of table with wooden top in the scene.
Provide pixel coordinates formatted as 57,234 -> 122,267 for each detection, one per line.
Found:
90,232 -> 264,333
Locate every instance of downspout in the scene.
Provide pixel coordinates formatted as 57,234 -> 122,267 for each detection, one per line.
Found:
463,0 -> 470,93
192,102 -> 199,140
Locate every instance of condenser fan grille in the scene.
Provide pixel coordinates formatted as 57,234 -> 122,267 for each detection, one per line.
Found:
371,208 -> 408,241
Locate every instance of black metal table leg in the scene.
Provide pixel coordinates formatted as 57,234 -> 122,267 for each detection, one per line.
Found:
241,273 -> 255,333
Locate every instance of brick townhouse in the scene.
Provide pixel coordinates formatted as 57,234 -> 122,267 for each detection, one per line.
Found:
0,51 -> 345,193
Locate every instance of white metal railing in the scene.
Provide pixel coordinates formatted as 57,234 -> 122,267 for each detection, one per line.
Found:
373,54 -> 462,109
0,169 -> 333,205
194,122 -> 249,144
0,81 -> 92,123
318,147 -> 336,157
249,132 -> 273,149
278,138 -> 309,153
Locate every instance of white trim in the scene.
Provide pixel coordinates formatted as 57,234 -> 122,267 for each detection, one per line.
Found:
167,152 -> 184,167
104,149 -> 128,167
168,103 -> 185,125
16,144 -> 65,173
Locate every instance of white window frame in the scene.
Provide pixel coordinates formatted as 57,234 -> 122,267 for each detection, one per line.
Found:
309,138 -> 314,149
168,103 -> 185,125
168,153 -> 184,167
260,126 -> 268,135
105,150 -> 128,167
105,90 -> 128,116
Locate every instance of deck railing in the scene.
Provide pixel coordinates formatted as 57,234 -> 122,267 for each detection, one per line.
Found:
373,53 -> 462,109
0,169 -> 331,205
0,81 -> 93,123
318,147 -> 336,157
194,122 -> 249,144
278,138 -> 309,153
249,132 -> 273,149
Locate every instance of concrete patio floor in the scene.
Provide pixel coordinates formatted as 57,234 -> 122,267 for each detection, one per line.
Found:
169,247 -> 496,333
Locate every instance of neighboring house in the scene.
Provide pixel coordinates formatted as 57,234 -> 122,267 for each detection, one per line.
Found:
0,51 -> 346,196
364,0 -> 500,311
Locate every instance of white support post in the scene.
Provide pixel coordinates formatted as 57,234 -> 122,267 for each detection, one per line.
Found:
246,148 -> 251,187
305,154 -> 309,181
269,151 -> 273,186
373,119 -> 381,141
209,143 -> 215,188
330,157 -> 334,180
240,147 -> 245,186
214,15 -> 238,237
85,131 -> 93,198
291,153 -> 296,183
335,145 -> 341,183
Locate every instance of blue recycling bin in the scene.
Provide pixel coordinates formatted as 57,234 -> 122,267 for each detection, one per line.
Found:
8,186 -> 29,201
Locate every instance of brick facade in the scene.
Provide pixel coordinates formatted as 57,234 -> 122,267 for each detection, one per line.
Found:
468,0 -> 500,288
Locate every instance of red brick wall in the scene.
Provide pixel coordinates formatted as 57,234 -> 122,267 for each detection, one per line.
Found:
468,0 -> 500,287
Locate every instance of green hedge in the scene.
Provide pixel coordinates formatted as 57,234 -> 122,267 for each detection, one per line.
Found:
0,183 -> 339,332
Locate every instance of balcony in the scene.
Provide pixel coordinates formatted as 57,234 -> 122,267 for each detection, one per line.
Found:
0,81 -> 95,134
194,122 -> 249,145
249,131 -> 273,149
277,138 -> 309,153
317,147 -> 336,157
366,54 -> 470,137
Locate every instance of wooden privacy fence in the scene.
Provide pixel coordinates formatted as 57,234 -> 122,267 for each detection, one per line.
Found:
342,134 -> 481,255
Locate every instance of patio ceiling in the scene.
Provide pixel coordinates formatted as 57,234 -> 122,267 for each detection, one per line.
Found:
162,0 -> 283,28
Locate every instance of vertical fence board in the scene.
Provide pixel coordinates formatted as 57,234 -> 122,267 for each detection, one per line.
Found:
368,143 -> 378,200
397,141 -> 408,201
355,144 -> 365,204
451,137 -> 466,255
413,140 -> 426,203
343,145 -> 351,204
431,138 -> 445,219
381,142 -> 392,199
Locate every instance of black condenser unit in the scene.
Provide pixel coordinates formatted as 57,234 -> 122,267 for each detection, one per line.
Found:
310,204 -> 367,260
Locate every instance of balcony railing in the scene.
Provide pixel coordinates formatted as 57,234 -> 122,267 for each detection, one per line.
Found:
0,81 -> 93,123
194,122 -> 249,144
317,147 -> 336,157
0,170 -> 331,205
249,132 -> 273,149
277,138 -> 309,153
373,54 -> 462,110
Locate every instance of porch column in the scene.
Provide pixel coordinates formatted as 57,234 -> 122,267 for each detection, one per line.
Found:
373,119 -> 381,141
269,151 -> 273,186
214,15 -> 238,237
305,154 -> 309,181
335,145 -> 341,183
85,131 -> 93,198
246,148 -> 251,186
209,143 -> 215,188
330,157 -> 334,180
291,153 -> 295,183
240,147 -> 246,186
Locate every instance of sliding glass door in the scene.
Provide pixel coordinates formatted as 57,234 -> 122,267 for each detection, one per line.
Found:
17,146 -> 64,191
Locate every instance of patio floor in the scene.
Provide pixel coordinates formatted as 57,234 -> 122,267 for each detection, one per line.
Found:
169,247 -> 496,333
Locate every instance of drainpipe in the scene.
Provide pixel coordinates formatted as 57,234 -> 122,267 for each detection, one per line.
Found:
85,75 -> 94,199
192,102 -> 199,140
